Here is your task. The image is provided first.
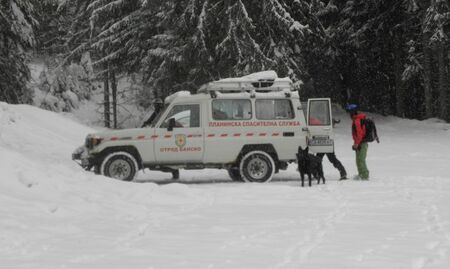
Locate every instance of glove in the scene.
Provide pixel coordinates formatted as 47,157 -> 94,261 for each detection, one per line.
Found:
352,144 -> 359,151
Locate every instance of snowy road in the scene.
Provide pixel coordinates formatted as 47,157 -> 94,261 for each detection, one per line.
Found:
1,102 -> 450,268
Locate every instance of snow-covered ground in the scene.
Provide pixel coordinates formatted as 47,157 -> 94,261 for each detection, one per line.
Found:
1,101 -> 450,269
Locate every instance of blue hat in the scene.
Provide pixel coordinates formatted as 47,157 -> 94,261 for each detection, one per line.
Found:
346,104 -> 358,111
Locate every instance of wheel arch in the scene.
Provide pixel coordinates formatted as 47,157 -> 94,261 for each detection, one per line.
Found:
97,146 -> 143,169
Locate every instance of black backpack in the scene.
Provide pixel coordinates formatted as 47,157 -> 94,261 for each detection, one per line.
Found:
362,118 -> 379,143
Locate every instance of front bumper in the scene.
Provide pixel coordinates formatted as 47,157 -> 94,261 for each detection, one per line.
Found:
72,146 -> 93,169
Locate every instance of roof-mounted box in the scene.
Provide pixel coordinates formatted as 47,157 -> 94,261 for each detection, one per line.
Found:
197,71 -> 294,94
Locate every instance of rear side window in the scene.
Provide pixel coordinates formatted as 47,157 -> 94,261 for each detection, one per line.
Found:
256,99 -> 294,120
212,100 -> 252,120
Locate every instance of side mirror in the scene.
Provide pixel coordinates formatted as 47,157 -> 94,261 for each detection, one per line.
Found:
168,118 -> 176,132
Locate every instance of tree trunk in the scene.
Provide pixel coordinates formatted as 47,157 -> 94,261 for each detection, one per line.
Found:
394,36 -> 406,118
103,69 -> 110,128
110,70 -> 118,129
422,32 -> 434,118
437,42 -> 448,121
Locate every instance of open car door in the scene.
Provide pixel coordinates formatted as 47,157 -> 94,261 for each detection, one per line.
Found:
306,98 -> 334,153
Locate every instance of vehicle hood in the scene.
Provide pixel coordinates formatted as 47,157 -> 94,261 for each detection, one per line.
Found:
89,128 -> 153,140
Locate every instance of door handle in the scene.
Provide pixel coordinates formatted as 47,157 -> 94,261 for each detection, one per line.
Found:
283,132 -> 295,137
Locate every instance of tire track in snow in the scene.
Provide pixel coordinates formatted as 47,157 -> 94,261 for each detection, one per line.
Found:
386,177 -> 450,268
273,183 -> 349,268
415,178 -> 450,269
112,189 -> 216,250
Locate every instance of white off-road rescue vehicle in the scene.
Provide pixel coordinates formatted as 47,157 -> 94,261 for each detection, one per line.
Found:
73,71 -> 334,182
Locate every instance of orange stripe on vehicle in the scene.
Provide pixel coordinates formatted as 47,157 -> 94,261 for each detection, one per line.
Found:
137,135 -> 145,140
187,134 -> 193,138
151,135 -> 158,139
220,134 -> 228,137
110,137 -> 118,141
259,133 -> 267,136
208,134 -> 215,137
246,133 -> 254,136
272,133 -> 280,136
233,133 -> 241,137
164,134 -> 172,138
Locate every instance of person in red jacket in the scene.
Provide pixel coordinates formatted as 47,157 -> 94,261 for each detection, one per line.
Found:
346,104 -> 369,180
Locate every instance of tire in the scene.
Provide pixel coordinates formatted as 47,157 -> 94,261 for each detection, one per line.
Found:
227,167 -> 244,182
100,151 -> 139,181
93,165 -> 100,175
172,170 -> 180,180
239,151 -> 275,183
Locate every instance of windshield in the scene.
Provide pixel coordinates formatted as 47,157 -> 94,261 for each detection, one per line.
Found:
150,104 -> 169,127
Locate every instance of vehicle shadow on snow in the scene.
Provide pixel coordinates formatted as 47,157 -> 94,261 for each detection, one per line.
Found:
135,175 -> 305,185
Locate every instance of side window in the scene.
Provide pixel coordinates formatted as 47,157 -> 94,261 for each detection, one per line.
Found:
308,100 -> 330,126
255,99 -> 294,120
212,100 -> 252,120
160,104 -> 200,128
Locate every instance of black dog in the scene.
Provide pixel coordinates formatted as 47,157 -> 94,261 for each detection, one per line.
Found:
296,146 -> 325,187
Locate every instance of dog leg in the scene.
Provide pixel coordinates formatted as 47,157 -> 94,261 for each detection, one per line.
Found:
300,172 -> 305,187
308,173 -> 312,187
320,164 -> 325,184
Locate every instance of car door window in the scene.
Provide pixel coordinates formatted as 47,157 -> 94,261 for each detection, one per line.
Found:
160,104 -> 200,128
308,100 -> 330,126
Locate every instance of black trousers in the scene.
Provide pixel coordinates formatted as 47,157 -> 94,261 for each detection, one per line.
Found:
316,152 -> 347,177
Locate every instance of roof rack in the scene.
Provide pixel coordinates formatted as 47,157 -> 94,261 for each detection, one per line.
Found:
198,78 -> 293,93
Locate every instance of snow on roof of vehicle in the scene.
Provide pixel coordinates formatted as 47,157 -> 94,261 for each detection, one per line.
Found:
164,71 -> 297,104
164,91 -> 191,104
198,70 -> 293,93
238,70 -> 278,80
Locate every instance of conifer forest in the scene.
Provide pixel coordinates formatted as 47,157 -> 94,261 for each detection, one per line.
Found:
1,0 -> 449,125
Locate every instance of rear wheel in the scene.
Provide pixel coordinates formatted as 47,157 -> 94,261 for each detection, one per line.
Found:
227,167 -> 244,182
239,151 -> 275,183
100,151 -> 138,181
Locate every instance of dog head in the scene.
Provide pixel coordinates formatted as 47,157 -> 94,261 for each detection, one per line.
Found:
296,146 -> 309,162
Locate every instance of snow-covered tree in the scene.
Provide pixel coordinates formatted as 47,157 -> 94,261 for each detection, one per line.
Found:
34,0 -> 68,55
142,0 -> 325,99
0,0 -> 37,104
425,0 -> 450,120
33,54 -> 95,112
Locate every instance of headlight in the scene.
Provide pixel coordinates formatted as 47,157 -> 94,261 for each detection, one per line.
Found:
85,135 -> 103,149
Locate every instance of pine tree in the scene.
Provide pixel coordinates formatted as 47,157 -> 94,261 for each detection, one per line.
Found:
35,0 -> 67,55
321,0 -> 427,118
402,0 -> 450,120
0,0 -> 37,104
425,0 -> 450,120
88,0 -> 152,127
142,0 -> 325,99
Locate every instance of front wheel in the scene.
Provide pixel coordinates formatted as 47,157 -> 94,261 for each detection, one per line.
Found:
239,151 -> 275,183
100,151 -> 139,181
